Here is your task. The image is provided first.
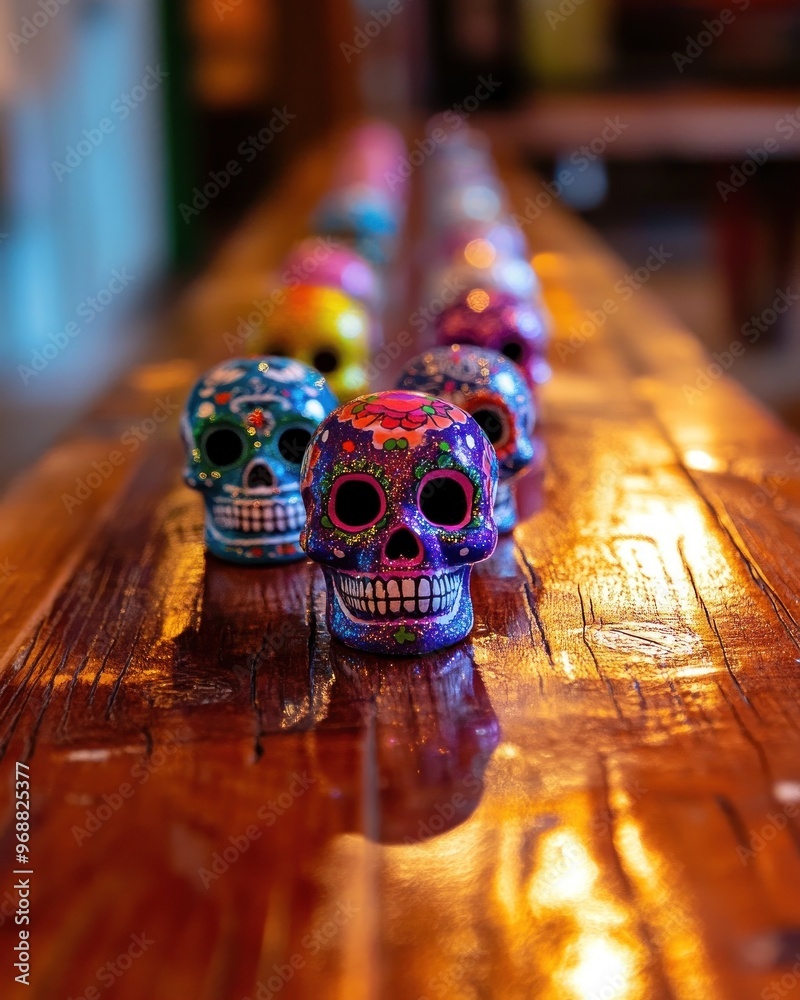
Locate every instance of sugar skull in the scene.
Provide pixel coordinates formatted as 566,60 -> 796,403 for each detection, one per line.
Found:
397,346 -> 537,533
280,238 -> 383,314
313,186 -> 400,266
426,256 -> 540,308
436,289 -> 551,388
313,123 -> 407,267
182,356 -> 338,565
280,238 -> 383,352
301,390 -> 498,655
256,285 -> 370,401
435,220 -> 529,264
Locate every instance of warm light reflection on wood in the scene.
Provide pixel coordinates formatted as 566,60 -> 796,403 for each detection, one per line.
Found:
615,819 -> 718,998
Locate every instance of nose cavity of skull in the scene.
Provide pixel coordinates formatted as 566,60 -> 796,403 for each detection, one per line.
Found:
246,461 -> 276,490
383,526 -> 424,565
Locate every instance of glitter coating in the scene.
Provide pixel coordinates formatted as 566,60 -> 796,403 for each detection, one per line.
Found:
397,346 -> 536,532
435,288 -> 551,387
182,356 -> 338,565
300,390 -> 499,654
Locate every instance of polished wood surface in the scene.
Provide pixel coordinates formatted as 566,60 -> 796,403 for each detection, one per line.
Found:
2,136 -> 800,1000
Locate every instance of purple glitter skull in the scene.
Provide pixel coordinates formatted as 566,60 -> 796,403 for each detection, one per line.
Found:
300,390 -> 498,654
435,289 -> 551,388
182,356 -> 337,565
397,345 -> 536,533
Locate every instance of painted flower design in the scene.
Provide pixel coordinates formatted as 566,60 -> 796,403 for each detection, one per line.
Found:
206,364 -> 247,386
340,391 -> 466,448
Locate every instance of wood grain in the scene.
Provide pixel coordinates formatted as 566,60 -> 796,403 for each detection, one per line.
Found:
1,135 -> 800,1000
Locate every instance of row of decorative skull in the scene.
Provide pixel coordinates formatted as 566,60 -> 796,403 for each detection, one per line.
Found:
182,346 -> 538,655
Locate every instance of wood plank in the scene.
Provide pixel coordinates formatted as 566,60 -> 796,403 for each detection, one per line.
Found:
0,136 -> 799,1000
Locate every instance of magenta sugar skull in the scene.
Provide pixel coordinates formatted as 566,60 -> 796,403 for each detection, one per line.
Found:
397,346 -> 536,533
300,390 -> 498,654
436,289 -> 551,387
182,357 -> 338,565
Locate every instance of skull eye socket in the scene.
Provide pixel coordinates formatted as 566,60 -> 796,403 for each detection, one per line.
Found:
501,340 -> 524,363
312,348 -> 339,374
278,426 -> 312,465
201,426 -> 246,468
329,474 -> 386,531
417,471 -> 473,529
470,406 -> 509,448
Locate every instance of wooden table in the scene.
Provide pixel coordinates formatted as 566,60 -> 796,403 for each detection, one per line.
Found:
2,135 -> 800,1000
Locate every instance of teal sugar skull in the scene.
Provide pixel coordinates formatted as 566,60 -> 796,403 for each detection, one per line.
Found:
182,357 -> 338,565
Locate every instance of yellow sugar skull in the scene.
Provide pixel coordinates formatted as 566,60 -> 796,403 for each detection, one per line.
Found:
258,285 -> 370,401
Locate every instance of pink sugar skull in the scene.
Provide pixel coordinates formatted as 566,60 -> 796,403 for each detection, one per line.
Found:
300,390 -> 498,655
280,238 -> 382,313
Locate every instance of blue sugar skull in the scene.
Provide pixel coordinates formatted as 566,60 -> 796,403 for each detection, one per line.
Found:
300,390 -> 499,655
182,357 -> 338,565
397,346 -> 537,532
313,186 -> 400,266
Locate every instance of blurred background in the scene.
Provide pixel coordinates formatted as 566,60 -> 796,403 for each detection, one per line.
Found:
1,0 -> 799,487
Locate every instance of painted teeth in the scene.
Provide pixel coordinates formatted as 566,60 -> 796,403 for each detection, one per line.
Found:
334,571 -> 463,620
212,498 -> 304,535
